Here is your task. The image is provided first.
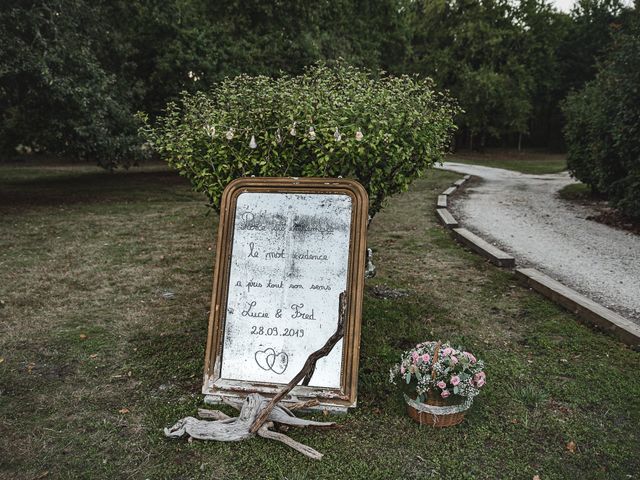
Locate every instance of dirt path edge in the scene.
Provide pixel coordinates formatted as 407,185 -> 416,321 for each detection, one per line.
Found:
435,174 -> 640,348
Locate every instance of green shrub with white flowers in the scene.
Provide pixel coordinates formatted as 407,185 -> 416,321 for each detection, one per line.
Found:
141,62 -> 459,219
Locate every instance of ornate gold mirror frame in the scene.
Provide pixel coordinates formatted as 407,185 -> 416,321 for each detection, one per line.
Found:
202,177 -> 368,411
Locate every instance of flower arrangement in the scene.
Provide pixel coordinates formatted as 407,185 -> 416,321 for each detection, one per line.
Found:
389,341 -> 486,403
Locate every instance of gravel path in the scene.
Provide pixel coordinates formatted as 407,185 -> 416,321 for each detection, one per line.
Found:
439,162 -> 640,324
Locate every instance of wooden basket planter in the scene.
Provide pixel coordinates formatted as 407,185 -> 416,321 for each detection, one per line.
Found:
403,341 -> 472,427
404,392 -> 468,427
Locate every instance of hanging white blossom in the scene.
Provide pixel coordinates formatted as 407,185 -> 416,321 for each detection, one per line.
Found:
333,127 -> 342,142
204,124 -> 216,138
207,123 -> 372,143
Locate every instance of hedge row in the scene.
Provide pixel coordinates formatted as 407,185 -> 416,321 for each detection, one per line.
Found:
563,15 -> 640,219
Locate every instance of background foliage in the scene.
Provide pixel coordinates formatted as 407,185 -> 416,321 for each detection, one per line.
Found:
1,0 -> 638,216
142,63 -> 459,217
563,10 -> 640,219
1,0 -> 634,163
0,0 -> 142,167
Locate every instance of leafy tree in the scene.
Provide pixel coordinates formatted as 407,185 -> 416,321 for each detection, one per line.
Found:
0,0 -> 141,166
111,0 -> 412,116
559,0 -> 626,92
521,0 -> 628,149
515,0 -> 572,148
406,0 -> 534,150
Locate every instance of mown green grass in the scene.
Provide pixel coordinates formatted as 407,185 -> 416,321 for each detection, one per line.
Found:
448,150 -> 567,174
0,162 -> 638,479
558,182 -> 593,200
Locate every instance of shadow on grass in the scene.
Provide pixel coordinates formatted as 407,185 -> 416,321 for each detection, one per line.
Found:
0,168 -> 195,209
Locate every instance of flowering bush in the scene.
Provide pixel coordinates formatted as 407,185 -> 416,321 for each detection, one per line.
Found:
389,341 -> 486,403
141,62 -> 459,219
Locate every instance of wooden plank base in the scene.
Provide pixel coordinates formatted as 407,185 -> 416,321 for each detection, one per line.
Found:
452,228 -> 515,267
516,268 -> 640,347
436,208 -> 459,229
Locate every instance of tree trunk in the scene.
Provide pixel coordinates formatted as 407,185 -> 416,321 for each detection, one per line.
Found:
518,132 -> 522,153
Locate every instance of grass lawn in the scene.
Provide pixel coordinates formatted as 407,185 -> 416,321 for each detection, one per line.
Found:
1,162 -> 638,479
558,182 -> 593,200
447,149 -> 567,174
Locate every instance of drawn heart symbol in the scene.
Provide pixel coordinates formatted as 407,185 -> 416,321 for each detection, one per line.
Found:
254,348 -> 275,371
270,351 -> 289,374
254,348 -> 289,375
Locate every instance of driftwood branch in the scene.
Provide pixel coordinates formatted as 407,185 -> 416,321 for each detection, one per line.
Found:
164,291 -> 348,459
197,408 -> 231,421
257,422 -> 324,460
249,291 -> 347,434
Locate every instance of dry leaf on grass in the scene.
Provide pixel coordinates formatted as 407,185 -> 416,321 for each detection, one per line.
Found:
118,408 -> 130,414
533,475 -> 541,480
79,333 -> 88,340
566,440 -> 577,453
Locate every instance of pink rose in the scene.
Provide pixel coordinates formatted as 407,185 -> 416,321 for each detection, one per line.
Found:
400,365 -> 405,374
451,375 -> 460,386
442,347 -> 453,356
440,389 -> 451,398
474,371 -> 486,387
422,353 -> 430,363
464,352 -> 477,364
436,380 -> 447,389
411,351 -> 420,363
450,355 -> 459,365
